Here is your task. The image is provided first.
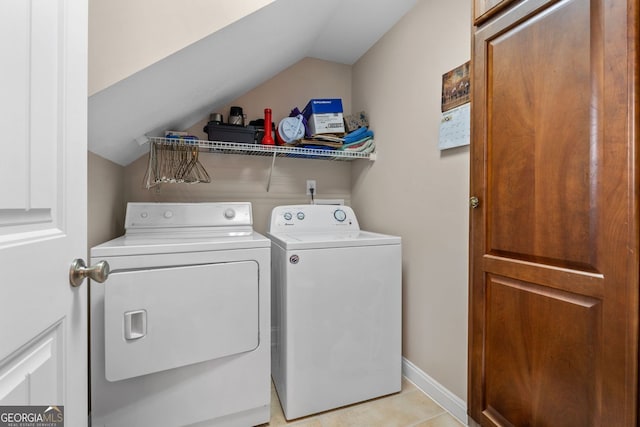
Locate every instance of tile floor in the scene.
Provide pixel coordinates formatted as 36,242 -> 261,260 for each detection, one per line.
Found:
260,378 -> 466,427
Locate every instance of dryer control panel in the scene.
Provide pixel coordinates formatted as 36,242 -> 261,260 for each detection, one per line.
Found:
269,205 -> 360,232
125,202 -> 253,230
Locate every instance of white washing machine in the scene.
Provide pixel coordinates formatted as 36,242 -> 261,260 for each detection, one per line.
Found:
90,202 -> 270,427
267,204 -> 402,420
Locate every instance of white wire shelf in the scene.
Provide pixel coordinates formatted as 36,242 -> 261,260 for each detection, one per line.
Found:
148,137 -> 376,161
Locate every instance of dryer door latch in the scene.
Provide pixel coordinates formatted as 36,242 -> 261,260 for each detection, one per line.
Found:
124,310 -> 147,340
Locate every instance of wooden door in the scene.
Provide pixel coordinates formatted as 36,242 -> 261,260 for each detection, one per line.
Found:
473,0 -> 517,24
469,0 -> 638,425
0,0 -> 88,425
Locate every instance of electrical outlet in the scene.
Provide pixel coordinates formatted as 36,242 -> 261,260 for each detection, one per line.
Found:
306,180 -> 317,196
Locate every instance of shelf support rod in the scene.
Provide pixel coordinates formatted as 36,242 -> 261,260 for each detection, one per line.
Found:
266,151 -> 277,192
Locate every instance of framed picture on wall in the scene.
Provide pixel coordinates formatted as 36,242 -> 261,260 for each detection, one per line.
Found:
441,61 -> 470,112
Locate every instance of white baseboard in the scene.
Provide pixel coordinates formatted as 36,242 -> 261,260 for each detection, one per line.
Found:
402,357 -> 469,426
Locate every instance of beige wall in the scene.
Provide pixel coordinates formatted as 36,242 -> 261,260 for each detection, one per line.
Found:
188,57 -> 352,139
88,0 -> 274,95
122,58 -> 354,234
123,154 -> 351,235
352,0 -> 471,401
88,152 -> 126,248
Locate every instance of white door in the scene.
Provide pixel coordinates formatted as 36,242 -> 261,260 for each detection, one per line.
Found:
0,0 -> 88,425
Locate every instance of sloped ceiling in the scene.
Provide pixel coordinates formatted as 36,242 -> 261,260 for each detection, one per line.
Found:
88,0 -> 416,166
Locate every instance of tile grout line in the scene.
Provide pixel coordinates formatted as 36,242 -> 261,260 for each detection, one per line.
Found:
404,409 -> 449,427
402,377 -> 468,426
266,379 -> 447,426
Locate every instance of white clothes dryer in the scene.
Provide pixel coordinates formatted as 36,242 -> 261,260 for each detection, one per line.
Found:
267,205 -> 402,420
90,202 -> 270,427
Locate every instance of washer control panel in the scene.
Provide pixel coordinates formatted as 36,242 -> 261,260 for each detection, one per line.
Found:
125,202 -> 253,230
269,205 -> 360,232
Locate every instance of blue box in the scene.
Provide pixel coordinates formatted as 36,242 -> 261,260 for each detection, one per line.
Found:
302,99 -> 344,116
302,99 -> 345,135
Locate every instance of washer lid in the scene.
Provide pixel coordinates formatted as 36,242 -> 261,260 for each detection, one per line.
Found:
266,230 -> 400,250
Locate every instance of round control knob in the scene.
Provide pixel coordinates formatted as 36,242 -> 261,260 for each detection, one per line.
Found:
140,212 -> 148,218
163,210 -> 173,219
224,208 -> 236,219
297,212 -> 305,220
334,209 -> 347,222
283,212 -> 293,221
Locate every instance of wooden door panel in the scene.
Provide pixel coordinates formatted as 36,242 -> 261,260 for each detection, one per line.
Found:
470,0 -> 638,425
484,275 -> 600,427
483,255 -> 604,298
488,0 -> 594,270
474,0 -> 518,25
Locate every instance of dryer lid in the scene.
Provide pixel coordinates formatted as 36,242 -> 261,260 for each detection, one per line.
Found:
92,230 -> 271,257
91,202 -> 271,257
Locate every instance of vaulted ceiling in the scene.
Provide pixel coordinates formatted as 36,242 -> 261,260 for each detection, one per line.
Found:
88,0 -> 416,166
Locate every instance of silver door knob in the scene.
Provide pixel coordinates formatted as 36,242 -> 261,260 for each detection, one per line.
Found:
69,258 -> 110,287
470,196 -> 480,209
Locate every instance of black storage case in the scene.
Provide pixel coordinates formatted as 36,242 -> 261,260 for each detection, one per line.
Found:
203,122 -> 257,144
